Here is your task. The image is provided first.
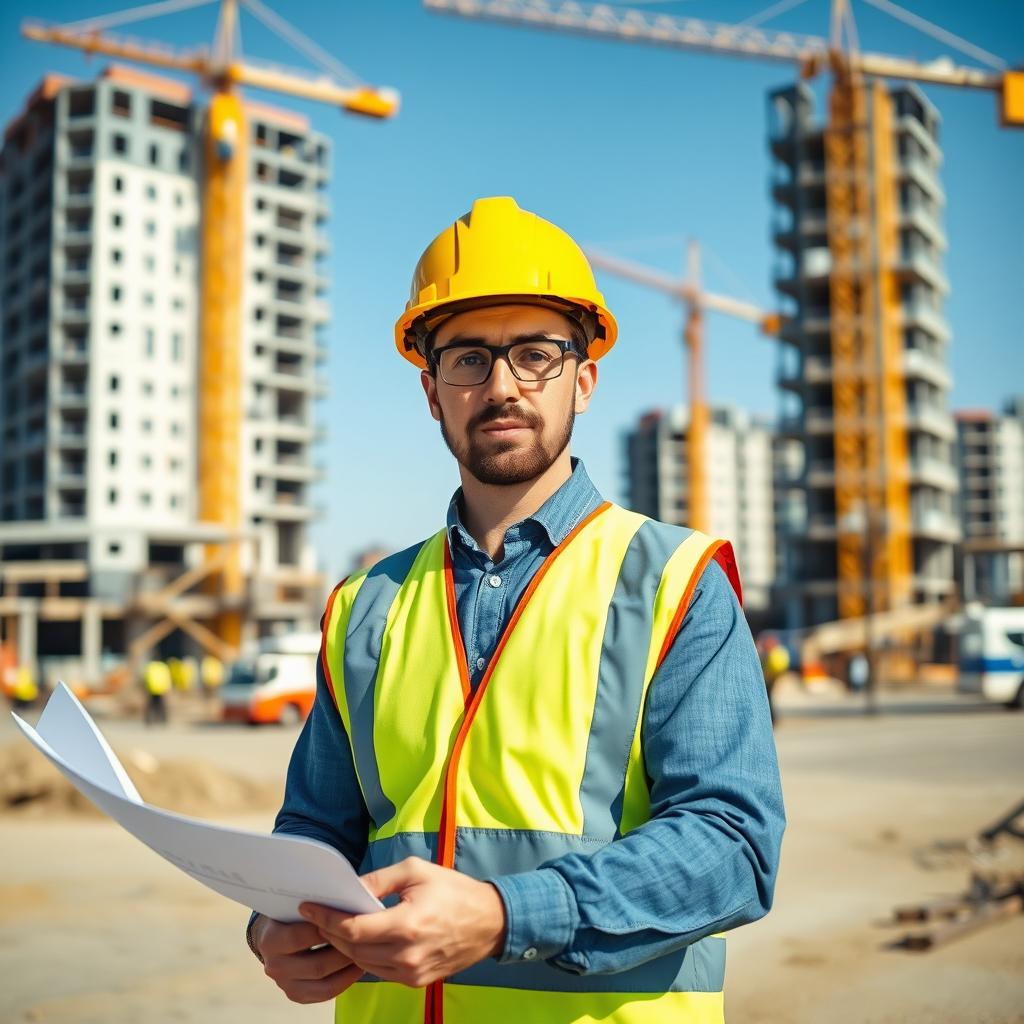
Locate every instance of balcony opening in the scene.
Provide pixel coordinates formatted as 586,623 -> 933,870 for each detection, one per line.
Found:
276,242 -> 303,267
275,279 -> 302,304
278,522 -> 300,565
111,90 -> 131,118
275,353 -> 303,377
68,89 -> 95,119
277,391 -> 305,424
278,168 -> 305,189
276,208 -> 303,232
149,99 -> 189,132
275,313 -> 303,340
277,130 -> 302,155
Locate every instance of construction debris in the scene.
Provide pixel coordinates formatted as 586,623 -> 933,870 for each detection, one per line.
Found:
892,798 -> 1024,951
913,798 -> 1024,871
894,871 -> 1024,951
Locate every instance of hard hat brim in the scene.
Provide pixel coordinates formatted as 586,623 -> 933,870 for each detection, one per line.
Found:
396,293 -> 617,369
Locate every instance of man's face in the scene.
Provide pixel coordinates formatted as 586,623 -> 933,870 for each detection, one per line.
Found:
420,304 -> 597,486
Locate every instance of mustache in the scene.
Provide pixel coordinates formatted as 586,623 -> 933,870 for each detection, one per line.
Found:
470,405 -> 540,431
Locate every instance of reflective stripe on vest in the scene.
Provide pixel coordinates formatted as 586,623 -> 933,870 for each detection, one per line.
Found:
322,503 -> 738,1024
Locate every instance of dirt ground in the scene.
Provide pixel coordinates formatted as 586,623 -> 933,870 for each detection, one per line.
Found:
1,686 -> 1022,1024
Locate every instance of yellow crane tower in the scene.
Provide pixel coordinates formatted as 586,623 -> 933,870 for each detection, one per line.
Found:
23,0 -> 398,660
427,0 -> 1022,624
584,244 -> 780,535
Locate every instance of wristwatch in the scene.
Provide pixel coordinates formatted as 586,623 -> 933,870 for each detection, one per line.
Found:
246,914 -> 265,964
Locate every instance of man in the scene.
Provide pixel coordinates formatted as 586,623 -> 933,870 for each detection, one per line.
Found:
247,197 -> 785,1022
200,653 -> 225,699
142,658 -> 171,726
758,633 -> 791,726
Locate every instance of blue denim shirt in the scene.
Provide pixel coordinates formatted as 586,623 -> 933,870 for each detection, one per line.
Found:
269,458 -> 785,975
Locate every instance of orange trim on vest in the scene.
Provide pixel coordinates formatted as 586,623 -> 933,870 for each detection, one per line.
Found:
443,543 -> 473,706
655,540 -> 727,672
319,578 -> 347,713
426,500 -> 612,1024
712,542 -> 743,608
429,978 -> 443,1024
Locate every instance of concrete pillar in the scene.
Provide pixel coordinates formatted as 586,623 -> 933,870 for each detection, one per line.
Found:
82,600 -> 102,686
964,553 -> 976,603
17,600 -> 38,676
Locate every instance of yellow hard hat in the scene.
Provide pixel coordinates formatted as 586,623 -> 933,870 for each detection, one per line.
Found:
395,196 -> 618,369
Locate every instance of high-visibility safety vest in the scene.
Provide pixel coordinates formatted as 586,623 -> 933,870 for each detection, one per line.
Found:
321,501 -> 742,1024
144,661 -> 172,696
201,655 -> 225,689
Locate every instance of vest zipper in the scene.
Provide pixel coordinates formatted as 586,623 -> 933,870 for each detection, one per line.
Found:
425,503 -> 611,1024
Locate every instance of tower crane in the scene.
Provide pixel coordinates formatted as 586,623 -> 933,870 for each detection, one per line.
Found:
585,244 -> 780,535
23,0 -> 398,660
427,0 -> 1022,624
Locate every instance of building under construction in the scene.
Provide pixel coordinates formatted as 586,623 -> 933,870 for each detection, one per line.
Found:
770,80 -> 960,632
0,66 -> 329,686
955,397 -> 1024,605
624,406 -> 777,613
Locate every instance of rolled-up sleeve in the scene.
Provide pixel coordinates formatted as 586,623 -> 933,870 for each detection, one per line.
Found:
490,560 -> 786,974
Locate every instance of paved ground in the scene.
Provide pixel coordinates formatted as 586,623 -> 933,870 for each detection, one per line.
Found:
1,686 -> 1022,1023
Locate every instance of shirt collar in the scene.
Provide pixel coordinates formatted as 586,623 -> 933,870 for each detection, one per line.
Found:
445,457 -> 603,554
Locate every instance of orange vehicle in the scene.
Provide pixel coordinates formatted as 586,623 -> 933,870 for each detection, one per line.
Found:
219,632 -> 319,726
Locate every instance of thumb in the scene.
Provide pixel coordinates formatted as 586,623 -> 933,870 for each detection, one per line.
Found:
360,856 -> 429,900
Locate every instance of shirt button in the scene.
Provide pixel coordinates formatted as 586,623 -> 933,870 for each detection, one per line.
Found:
488,574 -> 502,588
522,947 -> 538,961
476,657 -> 486,671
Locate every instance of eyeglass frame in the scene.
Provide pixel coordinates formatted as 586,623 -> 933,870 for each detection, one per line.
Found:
426,337 -> 583,387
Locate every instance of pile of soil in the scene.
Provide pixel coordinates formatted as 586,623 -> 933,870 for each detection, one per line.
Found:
0,744 -> 280,819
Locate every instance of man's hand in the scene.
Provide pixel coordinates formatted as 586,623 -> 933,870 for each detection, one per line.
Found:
251,915 -> 364,1004
300,857 -> 508,988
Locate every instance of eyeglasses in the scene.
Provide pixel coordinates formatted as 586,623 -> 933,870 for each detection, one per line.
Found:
429,338 -> 579,387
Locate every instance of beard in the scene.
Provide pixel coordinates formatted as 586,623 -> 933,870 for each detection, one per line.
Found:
439,400 -> 575,486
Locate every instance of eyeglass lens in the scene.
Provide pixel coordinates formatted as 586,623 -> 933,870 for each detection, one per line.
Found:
438,341 -> 566,386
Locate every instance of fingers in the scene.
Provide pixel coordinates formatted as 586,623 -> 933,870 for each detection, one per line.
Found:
302,906 -> 444,988
269,961 -> 365,1005
294,935 -> 438,989
258,919 -> 326,957
360,856 -> 430,900
342,943 -> 442,989
264,943 -> 353,984
302,900 -> 415,946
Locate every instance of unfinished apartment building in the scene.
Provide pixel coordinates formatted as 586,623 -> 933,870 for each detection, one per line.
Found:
622,405 -> 777,613
955,398 -> 1024,604
0,67 -> 329,685
769,80 -> 959,631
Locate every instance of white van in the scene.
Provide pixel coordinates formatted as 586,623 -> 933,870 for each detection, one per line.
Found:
958,607 -> 1024,709
220,632 -> 321,725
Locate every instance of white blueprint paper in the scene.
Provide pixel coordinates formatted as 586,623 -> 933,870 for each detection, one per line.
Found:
11,683 -> 382,922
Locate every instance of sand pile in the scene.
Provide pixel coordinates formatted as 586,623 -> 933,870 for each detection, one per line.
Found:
0,743 -> 281,819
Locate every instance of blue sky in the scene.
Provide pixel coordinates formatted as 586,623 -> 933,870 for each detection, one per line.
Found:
1,1 -> 1021,579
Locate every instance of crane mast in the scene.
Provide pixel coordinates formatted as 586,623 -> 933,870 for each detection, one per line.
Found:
23,0 -> 398,659
586,245 -> 780,536
433,0 -> 1020,627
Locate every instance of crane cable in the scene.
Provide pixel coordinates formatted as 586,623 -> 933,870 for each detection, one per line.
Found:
61,0 -> 218,36
860,0 -> 1006,70
238,0 -> 364,88
737,0 -> 812,32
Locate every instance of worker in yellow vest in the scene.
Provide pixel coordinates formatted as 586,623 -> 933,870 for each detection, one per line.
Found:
247,198 -> 785,1023
758,633 -> 791,727
200,654 -> 225,697
168,657 -> 192,692
11,665 -> 39,709
143,659 -> 171,726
